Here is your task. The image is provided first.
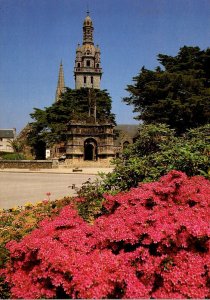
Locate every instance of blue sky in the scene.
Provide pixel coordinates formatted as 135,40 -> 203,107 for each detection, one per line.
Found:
0,0 -> 210,133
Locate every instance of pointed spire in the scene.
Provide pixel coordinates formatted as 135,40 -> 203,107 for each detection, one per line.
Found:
55,61 -> 65,102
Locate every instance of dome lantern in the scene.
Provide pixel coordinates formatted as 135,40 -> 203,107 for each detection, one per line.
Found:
83,13 -> 94,45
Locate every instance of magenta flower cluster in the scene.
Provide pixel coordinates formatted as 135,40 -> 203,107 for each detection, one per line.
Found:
3,171 -> 210,298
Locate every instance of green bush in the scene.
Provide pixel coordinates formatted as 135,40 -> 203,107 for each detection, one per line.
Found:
109,124 -> 209,190
124,123 -> 175,158
1,153 -> 26,160
75,177 -> 106,222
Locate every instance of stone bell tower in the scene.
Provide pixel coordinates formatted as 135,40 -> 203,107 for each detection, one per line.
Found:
65,12 -> 115,167
74,12 -> 102,89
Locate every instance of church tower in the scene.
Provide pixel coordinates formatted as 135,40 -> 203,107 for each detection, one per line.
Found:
55,61 -> 65,102
65,12 -> 114,166
74,12 -> 102,89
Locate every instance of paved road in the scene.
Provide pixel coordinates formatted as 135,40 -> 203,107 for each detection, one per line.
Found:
0,173 -> 97,210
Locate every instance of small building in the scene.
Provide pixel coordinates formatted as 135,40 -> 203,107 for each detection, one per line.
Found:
114,125 -> 139,157
66,120 -> 115,166
0,129 -> 16,153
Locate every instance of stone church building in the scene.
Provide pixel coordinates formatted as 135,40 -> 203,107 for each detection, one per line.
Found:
53,13 -> 138,166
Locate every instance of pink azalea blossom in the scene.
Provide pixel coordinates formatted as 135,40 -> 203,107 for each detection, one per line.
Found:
2,171 -> 210,299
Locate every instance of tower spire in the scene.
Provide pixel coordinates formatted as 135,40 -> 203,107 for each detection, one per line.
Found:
74,14 -> 102,89
55,60 -> 65,102
83,11 -> 94,45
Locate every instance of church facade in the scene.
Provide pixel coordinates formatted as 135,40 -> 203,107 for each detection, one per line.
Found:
54,13 -> 138,166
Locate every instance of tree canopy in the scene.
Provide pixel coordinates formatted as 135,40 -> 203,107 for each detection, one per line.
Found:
123,46 -> 210,134
27,88 -> 115,149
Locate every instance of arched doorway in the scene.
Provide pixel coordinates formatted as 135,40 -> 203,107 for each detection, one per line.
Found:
35,140 -> 46,160
84,138 -> 97,161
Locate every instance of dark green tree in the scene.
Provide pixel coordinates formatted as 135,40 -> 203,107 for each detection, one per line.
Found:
124,46 -> 210,134
27,88 -> 115,154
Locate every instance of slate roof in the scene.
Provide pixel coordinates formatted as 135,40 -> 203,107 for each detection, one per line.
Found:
115,124 -> 139,138
114,124 -> 139,146
0,129 -> 15,139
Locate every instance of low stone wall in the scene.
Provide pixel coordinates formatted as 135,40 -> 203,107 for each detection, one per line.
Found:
0,160 -> 53,169
64,158 -> 113,168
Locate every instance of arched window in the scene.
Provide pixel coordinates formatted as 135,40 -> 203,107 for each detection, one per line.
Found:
96,63 -> 99,68
91,76 -> 93,84
123,141 -> 130,150
84,76 -> 86,84
77,63 -> 80,68
86,60 -> 90,67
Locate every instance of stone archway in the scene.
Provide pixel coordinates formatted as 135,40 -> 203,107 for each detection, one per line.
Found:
84,138 -> 97,161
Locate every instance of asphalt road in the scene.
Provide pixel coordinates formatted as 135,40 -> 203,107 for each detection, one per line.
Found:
0,173 -> 97,210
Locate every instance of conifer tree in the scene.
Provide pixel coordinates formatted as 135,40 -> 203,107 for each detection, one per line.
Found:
124,46 -> 210,134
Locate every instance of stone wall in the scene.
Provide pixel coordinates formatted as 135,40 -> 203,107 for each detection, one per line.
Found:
64,158 -> 113,168
0,160 -> 53,169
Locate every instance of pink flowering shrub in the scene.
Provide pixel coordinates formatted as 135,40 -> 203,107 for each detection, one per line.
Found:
3,171 -> 210,299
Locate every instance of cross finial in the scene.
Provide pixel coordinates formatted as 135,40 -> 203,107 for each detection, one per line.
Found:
87,3 -> 89,15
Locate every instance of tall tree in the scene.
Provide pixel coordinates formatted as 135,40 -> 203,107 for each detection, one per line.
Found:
123,46 -> 210,134
27,88 -> 115,150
